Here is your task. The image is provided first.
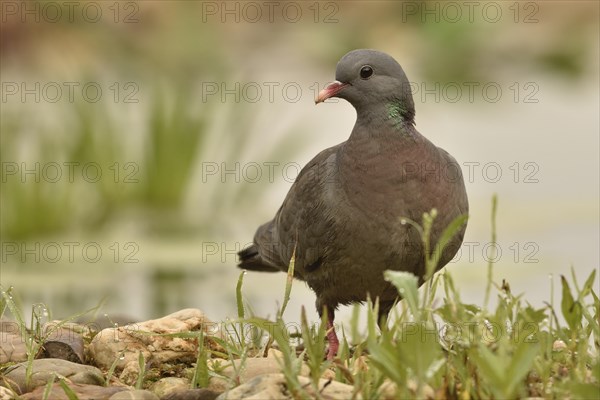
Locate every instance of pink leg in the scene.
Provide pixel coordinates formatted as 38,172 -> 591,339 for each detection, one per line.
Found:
325,309 -> 339,360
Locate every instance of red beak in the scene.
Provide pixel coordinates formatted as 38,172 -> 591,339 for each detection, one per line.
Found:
315,81 -> 349,104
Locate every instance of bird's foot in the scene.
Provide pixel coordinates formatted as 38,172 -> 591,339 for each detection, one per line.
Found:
326,319 -> 339,360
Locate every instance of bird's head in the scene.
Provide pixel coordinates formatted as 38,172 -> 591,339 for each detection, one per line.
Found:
316,49 -> 415,124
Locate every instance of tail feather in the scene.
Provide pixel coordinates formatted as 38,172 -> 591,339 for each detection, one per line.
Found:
238,244 -> 280,272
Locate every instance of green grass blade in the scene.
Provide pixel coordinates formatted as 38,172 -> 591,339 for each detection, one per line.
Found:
384,271 -> 419,319
469,345 -> 506,396
105,351 -> 125,386
236,270 -> 246,319
42,374 -> 57,400
58,379 -> 79,400
235,270 -> 246,348
483,194 -> 498,309
135,351 -> 146,389
429,214 -> 468,273
278,244 -> 296,320
192,331 -> 210,388
505,339 -> 540,396
561,275 -> 583,332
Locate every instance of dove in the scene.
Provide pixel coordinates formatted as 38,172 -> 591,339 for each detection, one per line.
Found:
238,49 -> 468,359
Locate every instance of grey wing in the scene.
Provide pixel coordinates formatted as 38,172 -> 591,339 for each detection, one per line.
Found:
268,144 -> 343,279
436,147 -> 469,216
238,219 -> 285,272
433,146 -> 469,267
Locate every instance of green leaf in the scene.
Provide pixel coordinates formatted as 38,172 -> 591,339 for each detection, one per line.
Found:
429,213 -> 469,272
384,271 -> 419,318
300,306 -> 328,385
463,304 -> 482,316
505,340 -> 540,396
191,330 -> 209,388
470,345 -> 509,391
196,353 -> 210,387
580,269 -> 597,299
368,330 -> 406,385
366,297 -> 379,340
521,305 -> 547,325
561,276 -> 583,332
397,322 -> 443,383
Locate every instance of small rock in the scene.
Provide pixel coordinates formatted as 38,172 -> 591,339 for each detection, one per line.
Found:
552,340 -> 567,351
379,380 -> 394,398
89,309 -> 218,385
0,320 -> 27,364
151,377 -> 190,398
20,383 -> 126,400
38,323 -> 85,363
38,340 -> 83,363
161,388 -> 220,400
352,355 -> 369,373
407,379 -> 435,399
224,357 -> 304,381
119,360 -> 153,387
266,348 -> 285,360
321,368 -> 336,380
0,386 -> 17,400
109,389 -> 160,400
216,373 -> 358,400
267,347 -> 333,380
4,358 -> 104,394
209,357 -> 310,392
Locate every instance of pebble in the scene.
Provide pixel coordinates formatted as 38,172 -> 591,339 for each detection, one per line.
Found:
88,308 -> 218,385
0,320 -> 27,364
4,358 -> 104,394
19,383 -> 126,400
215,373 -> 359,400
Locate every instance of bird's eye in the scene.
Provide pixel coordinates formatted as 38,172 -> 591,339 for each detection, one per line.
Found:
360,65 -> 373,79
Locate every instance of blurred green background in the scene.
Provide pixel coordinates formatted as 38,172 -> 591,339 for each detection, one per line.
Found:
1,1 -> 598,324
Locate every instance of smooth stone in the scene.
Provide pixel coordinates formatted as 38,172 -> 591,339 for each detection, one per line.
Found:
379,379 -> 435,399
161,389 -> 220,400
38,323 -> 85,363
20,383 -> 126,400
109,389 -> 160,400
266,348 -> 337,379
0,331 -> 27,364
151,377 -> 190,398
216,373 -> 359,400
4,358 -> 104,394
208,357 -> 310,392
0,386 -> 17,400
89,308 -> 218,385
0,319 -> 27,364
